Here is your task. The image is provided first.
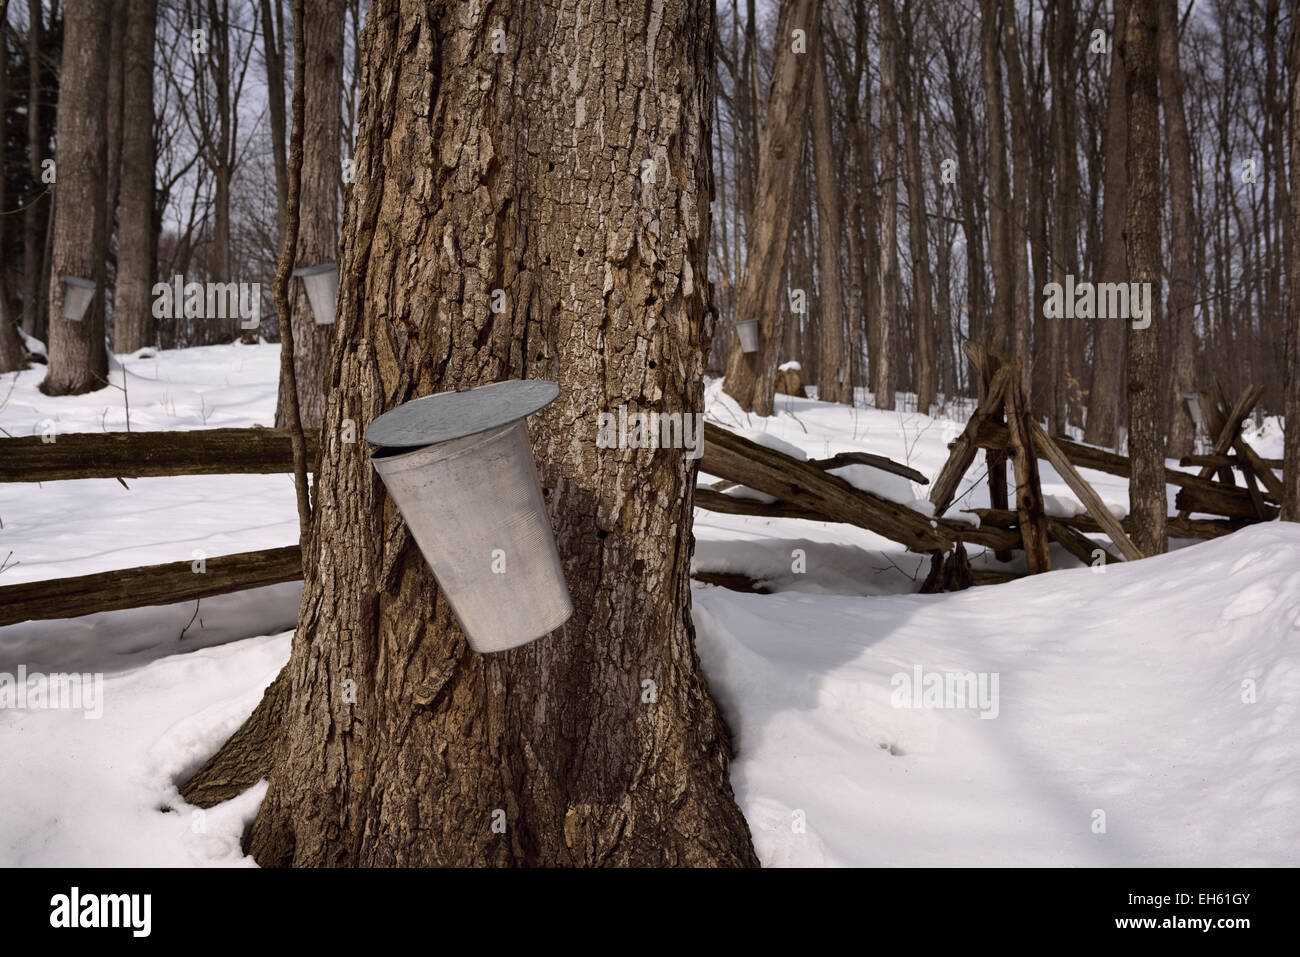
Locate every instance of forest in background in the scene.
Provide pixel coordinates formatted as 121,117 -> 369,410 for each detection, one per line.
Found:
0,0 -> 1296,455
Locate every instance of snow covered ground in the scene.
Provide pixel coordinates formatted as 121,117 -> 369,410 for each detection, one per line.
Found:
1,344 -> 1296,866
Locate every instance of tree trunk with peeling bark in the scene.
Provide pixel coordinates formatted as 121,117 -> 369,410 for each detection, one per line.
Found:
186,0 -> 758,868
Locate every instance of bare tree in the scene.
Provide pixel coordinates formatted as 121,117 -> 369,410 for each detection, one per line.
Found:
810,10 -> 849,404
722,0 -> 819,415
1086,0 -> 1128,447
274,0 -> 342,429
1159,0 -> 1197,458
876,0 -> 900,410
41,0 -> 112,396
1124,0 -> 1168,555
1285,3 -> 1300,521
113,0 -> 158,354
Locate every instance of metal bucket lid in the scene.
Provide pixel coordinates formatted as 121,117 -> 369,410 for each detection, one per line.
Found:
365,379 -> 560,449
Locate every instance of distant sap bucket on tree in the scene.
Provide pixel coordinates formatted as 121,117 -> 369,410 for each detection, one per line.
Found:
1183,391 -> 1207,436
60,275 -> 96,321
366,379 -> 573,654
736,318 -> 760,354
292,263 -> 338,325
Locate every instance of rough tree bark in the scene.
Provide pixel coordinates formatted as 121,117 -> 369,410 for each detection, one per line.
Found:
875,0 -> 899,410
1124,0 -> 1167,555
0,0 -> 27,373
810,15 -> 849,405
260,0 -> 289,241
22,0 -> 45,342
900,5 -> 934,414
1000,0 -> 1031,389
41,0 -> 111,396
980,0 -> 1011,364
1158,0 -> 1196,459
1286,7 -> 1300,521
722,0 -> 819,415
274,0 -> 343,430
187,0 -> 758,867
1085,0 -> 1128,447
113,0 -> 158,354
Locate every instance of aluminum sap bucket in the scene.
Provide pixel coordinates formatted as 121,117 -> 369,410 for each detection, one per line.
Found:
736,318 -> 760,354
292,263 -> 339,325
367,380 -> 573,653
61,275 -> 96,321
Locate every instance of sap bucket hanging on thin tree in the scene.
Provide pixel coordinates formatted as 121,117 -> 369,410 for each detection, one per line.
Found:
735,317 -> 760,354
366,379 -> 573,653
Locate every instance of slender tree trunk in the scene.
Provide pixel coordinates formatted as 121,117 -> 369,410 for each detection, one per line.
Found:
901,6 -> 934,414
22,0 -> 43,341
1001,0 -> 1031,388
113,0 -> 157,354
274,0 -> 343,429
722,0 -> 819,415
1124,0 -> 1167,555
0,0 -> 25,373
41,0 -> 111,396
105,0 -> 127,253
261,0 -> 289,243
875,0 -> 900,410
1285,6 -> 1300,520
981,0 -> 1011,365
1086,0 -> 1128,447
811,17 -> 848,404
1158,0 -> 1196,458
1047,0 -> 1077,436
189,0 -> 758,867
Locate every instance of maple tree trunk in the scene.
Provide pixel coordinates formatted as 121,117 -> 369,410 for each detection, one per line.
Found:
113,0 -> 157,354
189,0 -> 758,867
275,0 -> 343,429
1086,0 -> 1128,447
1124,0 -> 1168,555
811,17 -> 849,405
1158,0 -> 1197,459
901,7 -> 934,414
722,0 -> 818,415
41,0 -> 111,396
875,0 -> 899,410
1285,7 -> 1300,521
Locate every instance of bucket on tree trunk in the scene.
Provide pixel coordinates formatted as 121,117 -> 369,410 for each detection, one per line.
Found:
292,263 -> 339,325
736,318 -> 760,354
60,275 -> 95,321
366,379 -> 573,653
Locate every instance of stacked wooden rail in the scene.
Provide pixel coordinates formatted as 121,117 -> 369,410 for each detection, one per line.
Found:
0,428 -> 319,626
